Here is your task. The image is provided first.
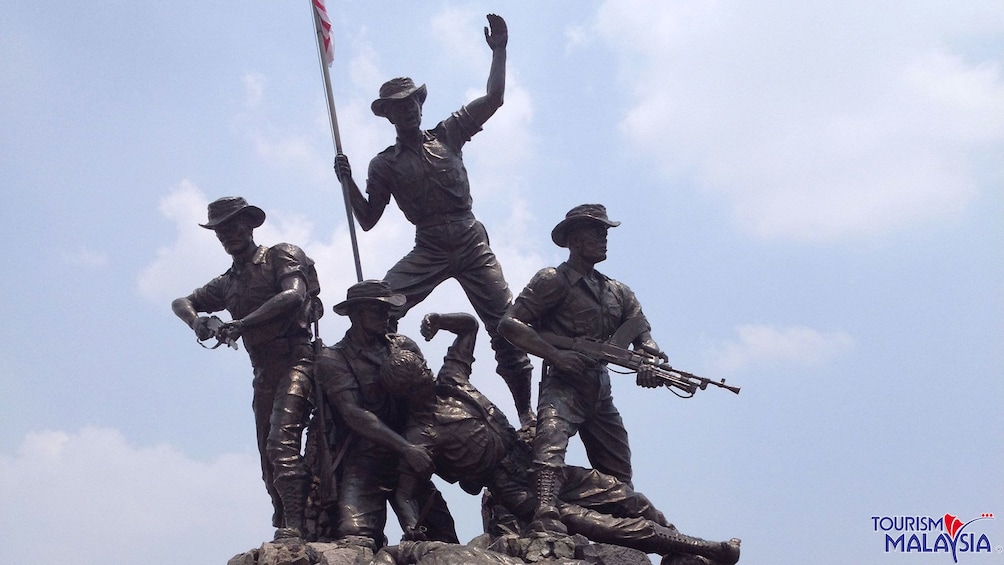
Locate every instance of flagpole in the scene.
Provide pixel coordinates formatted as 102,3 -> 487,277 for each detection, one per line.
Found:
310,0 -> 364,282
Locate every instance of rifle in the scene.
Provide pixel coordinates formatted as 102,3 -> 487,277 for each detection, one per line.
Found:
308,320 -> 340,510
198,315 -> 238,350
540,322 -> 740,398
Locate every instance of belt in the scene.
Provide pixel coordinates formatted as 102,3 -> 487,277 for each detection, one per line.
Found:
414,210 -> 475,228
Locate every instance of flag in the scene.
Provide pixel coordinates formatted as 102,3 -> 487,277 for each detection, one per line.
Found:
313,0 -> 334,66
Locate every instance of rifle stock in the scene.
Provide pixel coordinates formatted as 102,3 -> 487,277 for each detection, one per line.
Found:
540,332 -> 740,396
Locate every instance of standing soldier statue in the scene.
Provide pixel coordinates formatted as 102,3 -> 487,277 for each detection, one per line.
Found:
172,196 -> 321,540
499,204 -> 669,541
333,14 -> 535,429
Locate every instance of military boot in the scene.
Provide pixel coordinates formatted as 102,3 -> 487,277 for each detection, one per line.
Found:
527,467 -> 567,537
641,525 -> 740,565
525,468 -> 576,563
274,476 -> 309,540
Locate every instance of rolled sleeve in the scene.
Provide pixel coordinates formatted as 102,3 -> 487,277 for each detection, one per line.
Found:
511,267 -> 565,325
187,276 -> 228,314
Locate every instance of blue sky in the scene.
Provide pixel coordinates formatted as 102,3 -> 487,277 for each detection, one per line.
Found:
1,1 -> 1002,564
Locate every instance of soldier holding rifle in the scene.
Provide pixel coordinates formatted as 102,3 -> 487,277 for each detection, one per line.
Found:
499,204 -> 668,539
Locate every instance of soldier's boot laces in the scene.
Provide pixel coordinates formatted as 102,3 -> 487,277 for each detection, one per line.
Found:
528,468 -> 567,536
525,468 -> 575,564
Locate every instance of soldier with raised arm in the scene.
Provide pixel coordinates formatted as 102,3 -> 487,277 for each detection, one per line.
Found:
172,197 -> 321,540
334,14 -> 535,429
498,204 -> 669,539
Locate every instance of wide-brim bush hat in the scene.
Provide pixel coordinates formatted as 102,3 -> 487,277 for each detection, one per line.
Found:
333,279 -> 407,316
200,196 -> 266,230
371,77 -> 428,118
551,203 -> 620,247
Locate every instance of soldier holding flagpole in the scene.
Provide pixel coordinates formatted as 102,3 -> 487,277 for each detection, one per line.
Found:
330,14 -> 537,430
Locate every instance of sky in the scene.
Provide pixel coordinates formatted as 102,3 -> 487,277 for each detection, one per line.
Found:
1,1 -> 1002,564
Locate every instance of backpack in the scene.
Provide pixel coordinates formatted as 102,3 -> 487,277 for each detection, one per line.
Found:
303,253 -> 323,324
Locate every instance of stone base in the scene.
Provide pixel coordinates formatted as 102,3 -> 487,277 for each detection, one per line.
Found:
228,535 -> 653,565
228,539 -> 373,565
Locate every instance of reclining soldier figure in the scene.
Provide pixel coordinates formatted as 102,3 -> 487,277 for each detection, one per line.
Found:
379,311 -> 741,564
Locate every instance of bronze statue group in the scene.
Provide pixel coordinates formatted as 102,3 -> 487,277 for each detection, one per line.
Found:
172,14 -> 739,565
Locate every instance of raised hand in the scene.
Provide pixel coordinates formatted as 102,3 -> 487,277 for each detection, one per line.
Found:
484,13 -> 507,50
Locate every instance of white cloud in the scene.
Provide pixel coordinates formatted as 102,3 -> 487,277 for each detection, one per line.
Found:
0,427 -> 269,565
430,7 -> 485,71
252,131 -> 322,174
594,0 -> 1004,241
231,72 -> 348,186
710,324 -> 855,372
63,246 -> 108,267
243,72 -> 266,108
903,52 -> 1004,143
348,40 -> 383,92
463,74 -> 536,179
563,25 -> 586,53
137,180 -> 221,301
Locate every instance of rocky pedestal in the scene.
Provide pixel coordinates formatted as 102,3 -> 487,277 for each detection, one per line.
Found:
227,534 -> 671,565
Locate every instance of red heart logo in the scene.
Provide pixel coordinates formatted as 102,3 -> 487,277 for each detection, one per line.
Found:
945,513 -> 964,538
